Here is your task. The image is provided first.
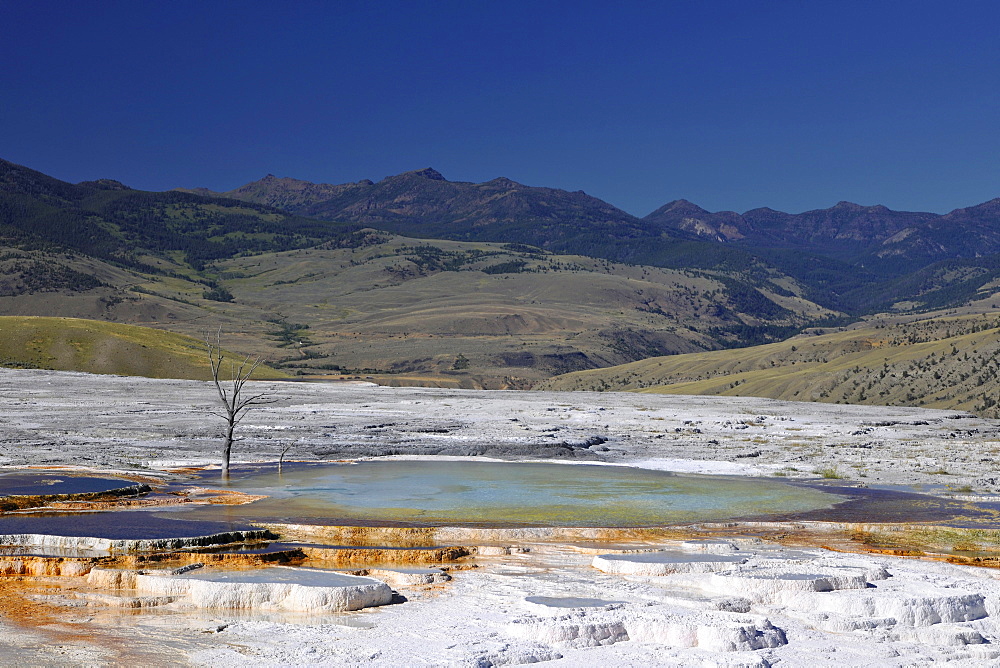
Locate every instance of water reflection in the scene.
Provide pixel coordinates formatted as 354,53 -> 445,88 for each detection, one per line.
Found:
186,461 -> 840,527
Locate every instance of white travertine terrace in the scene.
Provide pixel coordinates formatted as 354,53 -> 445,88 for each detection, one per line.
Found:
6,526 -> 1000,665
509,607 -> 788,652
3,370 -> 1000,664
87,566 -> 393,612
592,550 -> 750,575
495,540 -> 992,660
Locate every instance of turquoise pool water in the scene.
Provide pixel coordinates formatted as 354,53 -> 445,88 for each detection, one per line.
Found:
198,460 -> 840,527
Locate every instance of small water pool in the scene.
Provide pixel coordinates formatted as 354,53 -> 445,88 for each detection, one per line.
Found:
192,460 -> 840,527
0,510 -> 261,540
0,472 -> 135,496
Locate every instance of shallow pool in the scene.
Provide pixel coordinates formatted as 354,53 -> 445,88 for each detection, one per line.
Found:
194,461 -> 840,527
0,472 -> 134,496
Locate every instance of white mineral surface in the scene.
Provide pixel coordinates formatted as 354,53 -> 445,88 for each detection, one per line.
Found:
86,566 -> 393,612
172,543 -> 1000,666
1,368 -> 1000,665
0,367 -> 996,491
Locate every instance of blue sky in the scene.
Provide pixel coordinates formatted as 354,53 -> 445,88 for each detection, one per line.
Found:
3,1 -> 998,216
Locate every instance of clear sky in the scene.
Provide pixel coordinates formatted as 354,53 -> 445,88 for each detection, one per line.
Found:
3,1 -> 999,216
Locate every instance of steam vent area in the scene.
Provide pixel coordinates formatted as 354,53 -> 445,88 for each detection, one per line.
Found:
4,369 -> 1000,665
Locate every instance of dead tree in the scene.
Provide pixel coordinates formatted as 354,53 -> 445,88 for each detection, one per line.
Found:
278,440 -> 296,474
206,329 -> 274,478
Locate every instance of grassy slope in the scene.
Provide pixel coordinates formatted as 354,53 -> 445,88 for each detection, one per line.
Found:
0,316 -> 288,380
207,236 -> 835,387
0,235 -> 836,388
539,313 -> 1000,416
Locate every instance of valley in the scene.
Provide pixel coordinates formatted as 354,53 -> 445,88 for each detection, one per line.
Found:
0,156 -> 845,386
13,157 -> 1000,400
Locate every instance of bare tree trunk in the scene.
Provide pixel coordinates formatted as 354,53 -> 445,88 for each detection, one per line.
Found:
278,441 -> 295,474
222,422 -> 235,479
206,328 -> 273,480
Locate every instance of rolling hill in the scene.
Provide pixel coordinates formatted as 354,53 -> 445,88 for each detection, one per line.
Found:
196,235 -> 835,387
0,316 -> 288,380
539,312 -> 1000,416
0,235 -> 834,388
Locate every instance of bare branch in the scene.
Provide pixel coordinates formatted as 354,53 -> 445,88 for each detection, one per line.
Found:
235,392 -> 276,411
205,328 -> 274,478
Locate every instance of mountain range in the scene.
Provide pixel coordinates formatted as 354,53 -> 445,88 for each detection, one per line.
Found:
184,169 -> 1000,314
182,168 -> 700,270
0,157 -> 834,386
4,155 -> 1000,392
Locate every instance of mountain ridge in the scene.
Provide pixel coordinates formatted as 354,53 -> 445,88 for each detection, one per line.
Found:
188,169 -> 1000,264
0,157 -> 839,387
182,168 -> 1000,314
191,169 -> 986,260
9,155 -> 1000,322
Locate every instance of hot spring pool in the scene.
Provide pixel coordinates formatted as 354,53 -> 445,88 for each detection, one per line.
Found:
190,460 -> 841,527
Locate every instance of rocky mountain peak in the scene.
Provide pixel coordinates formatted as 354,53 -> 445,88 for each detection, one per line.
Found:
666,199 -> 710,213
743,207 -> 783,216
250,174 -> 286,186
484,177 -> 522,189
409,167 -> 446,181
